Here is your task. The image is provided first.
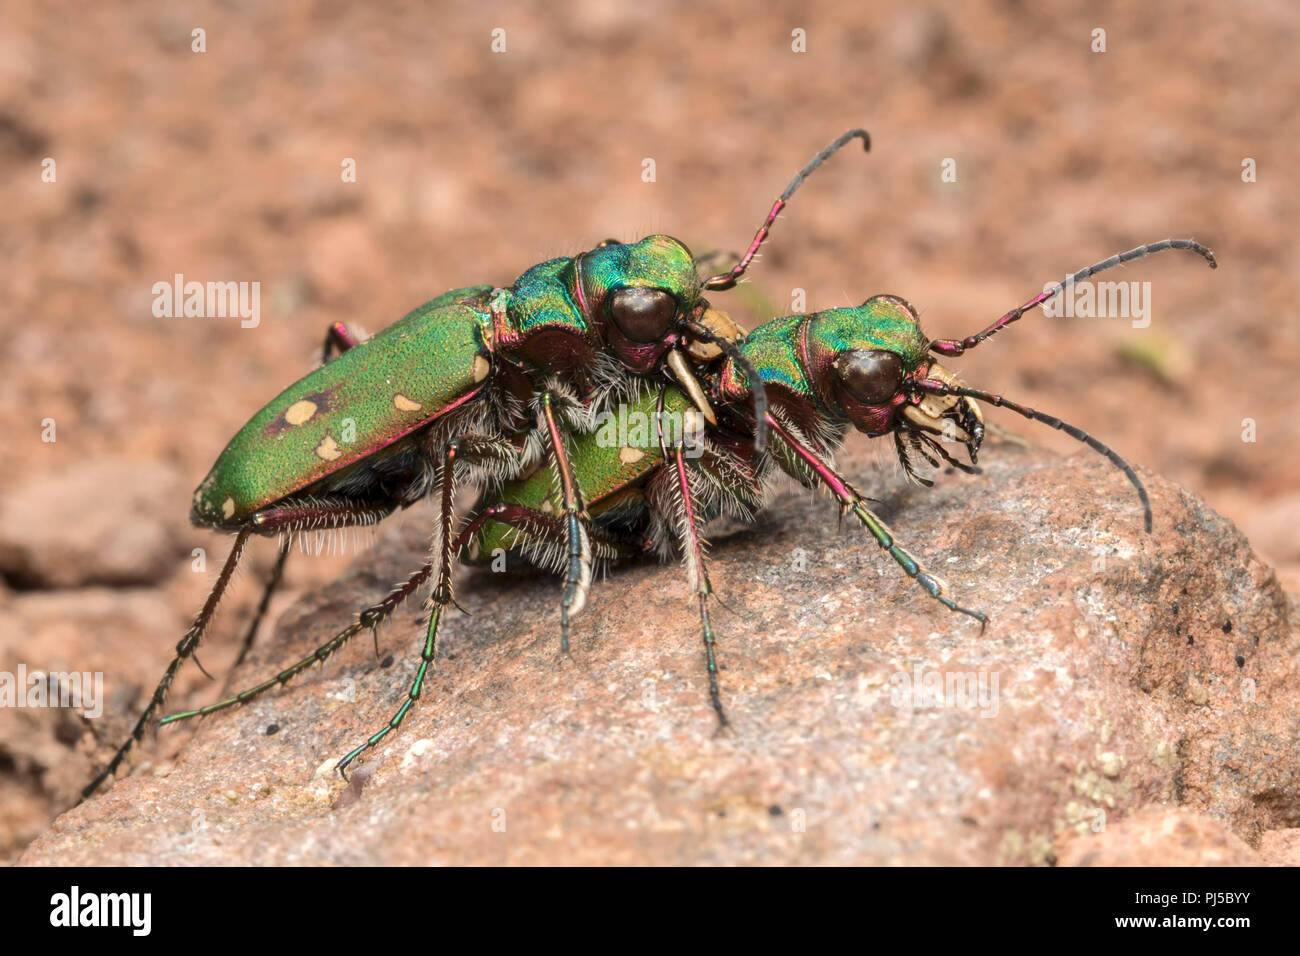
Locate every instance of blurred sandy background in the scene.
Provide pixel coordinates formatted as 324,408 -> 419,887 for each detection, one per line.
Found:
0,0 -> 1296,859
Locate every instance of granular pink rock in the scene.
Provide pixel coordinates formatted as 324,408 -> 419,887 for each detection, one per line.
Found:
1055,807 -> 1262,866
0,459 -> 189,588
18,445 -> 1299,865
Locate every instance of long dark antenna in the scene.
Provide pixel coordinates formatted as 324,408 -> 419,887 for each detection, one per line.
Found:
912,380 -> 1153,532
929,239 -> 1216,357
704,129 -> 871,291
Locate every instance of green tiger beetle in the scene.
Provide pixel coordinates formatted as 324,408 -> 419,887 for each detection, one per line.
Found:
82,130 -> 878,798
144,239 -> 1214,780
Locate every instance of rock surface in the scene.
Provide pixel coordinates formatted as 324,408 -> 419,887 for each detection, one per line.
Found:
1055,808 -> 1263,866
19,444 -> 1299,865
0,459 -> 190,588
1054,808 -> 1300,866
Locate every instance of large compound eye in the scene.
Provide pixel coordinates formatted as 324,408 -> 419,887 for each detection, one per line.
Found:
834,349 -> 903,405
609,288 -> 677,343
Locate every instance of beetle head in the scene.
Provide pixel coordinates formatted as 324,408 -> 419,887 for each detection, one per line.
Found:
577,236 -> 737,374
801,295 -> 983,459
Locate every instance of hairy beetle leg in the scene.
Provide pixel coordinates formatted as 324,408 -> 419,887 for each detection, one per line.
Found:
232,537 -> 290,668
161,560 -> 436,727
166,495 -> 625,782
320,320 -> 362,364
335,439 -> 465,779
538,392 -> 592,654
670,444 -> 729,729
82,498 -> 393,801
334,492 -> 624,779
766,414 -> 989,631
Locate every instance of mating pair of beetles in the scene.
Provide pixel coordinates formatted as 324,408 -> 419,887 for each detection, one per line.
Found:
83,130 -> 1216,798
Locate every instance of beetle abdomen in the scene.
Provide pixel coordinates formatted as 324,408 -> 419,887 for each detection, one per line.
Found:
192,287 -> 494,528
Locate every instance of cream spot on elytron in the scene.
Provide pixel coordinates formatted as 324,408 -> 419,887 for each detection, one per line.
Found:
393,394 -> 422,412
472,355 -> 490,383
315,435 -> 342,461
222,496 -> 235,519
540,499 -> 555,515
284,400 -> 317,426
619,446 -> 645,465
